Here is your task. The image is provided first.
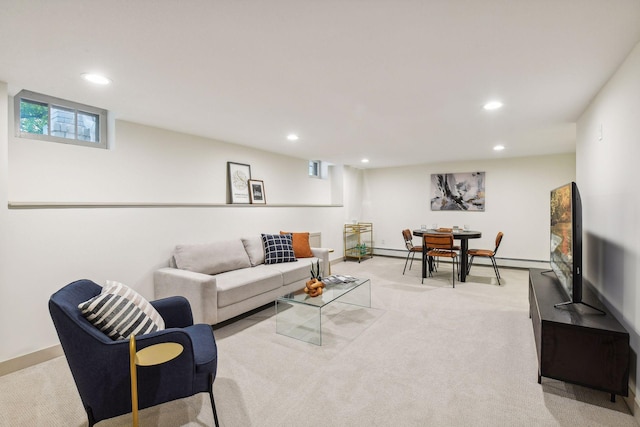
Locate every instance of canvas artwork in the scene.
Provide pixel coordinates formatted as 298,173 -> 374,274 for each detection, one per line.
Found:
430,172 -> 485,211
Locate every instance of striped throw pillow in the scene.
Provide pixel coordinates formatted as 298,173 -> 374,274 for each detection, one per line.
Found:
102,280 -> 165,330
78,281 -> 164,340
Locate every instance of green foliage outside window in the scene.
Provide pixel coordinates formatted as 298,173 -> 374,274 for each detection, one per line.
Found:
20,100 -> 48,134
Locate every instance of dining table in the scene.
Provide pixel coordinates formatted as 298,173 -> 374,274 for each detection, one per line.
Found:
413,229 -> 482,283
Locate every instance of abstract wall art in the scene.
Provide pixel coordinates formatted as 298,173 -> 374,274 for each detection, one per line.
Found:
430,172 -> 485,211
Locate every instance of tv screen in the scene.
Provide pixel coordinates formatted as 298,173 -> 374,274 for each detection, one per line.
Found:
550,182 -> 582,303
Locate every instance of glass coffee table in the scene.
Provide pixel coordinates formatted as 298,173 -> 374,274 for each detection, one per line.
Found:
276,277 -> 371,345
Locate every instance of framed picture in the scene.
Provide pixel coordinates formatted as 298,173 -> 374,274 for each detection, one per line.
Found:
227,162 -> 251,204
430,172 -> 485,211
248,179 -> 266,204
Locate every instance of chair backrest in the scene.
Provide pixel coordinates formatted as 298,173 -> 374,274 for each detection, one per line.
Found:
494,232 -> 504,253
49,280 -> 123,421
424,233 -> 454,250
49,280 -> 112,346
402,229 -> 415,250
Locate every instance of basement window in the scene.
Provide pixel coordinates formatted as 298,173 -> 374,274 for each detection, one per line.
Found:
14,90 -> 108,149
309,160 -> 321,178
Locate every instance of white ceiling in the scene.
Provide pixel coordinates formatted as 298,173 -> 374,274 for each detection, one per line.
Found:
1,1 -> 640,168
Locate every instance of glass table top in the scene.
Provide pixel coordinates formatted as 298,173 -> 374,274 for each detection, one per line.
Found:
278,277 -> 370,308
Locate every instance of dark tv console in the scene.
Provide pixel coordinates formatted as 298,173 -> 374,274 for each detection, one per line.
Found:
529,268 -> 629,402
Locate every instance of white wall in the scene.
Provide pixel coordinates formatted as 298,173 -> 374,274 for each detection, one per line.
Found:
342,166 -> 364,224
0,84 -> 11,354
0,92 -> 352,362
361,154 -> 576,263
576,40 -> 640,398
8,118 -> 333,205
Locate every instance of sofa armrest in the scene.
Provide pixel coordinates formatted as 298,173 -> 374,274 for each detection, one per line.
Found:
311,247 -> 330,277
150,296 -> 194,328
154,268 -> 219,325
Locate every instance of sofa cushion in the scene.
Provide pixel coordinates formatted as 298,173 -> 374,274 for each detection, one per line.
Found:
215,266 -> 283,308
241,236 -> 265,266
265,257 -> 320,285
174,240 -> 251,274
262,233 -> 297,264
280,231 -> 314,258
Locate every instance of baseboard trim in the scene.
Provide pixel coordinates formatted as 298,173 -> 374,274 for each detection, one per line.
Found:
0,345 -> 63,377
371,247 -> 549,270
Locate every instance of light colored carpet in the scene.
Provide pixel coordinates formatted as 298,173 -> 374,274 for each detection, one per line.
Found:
0,257 -> 636,426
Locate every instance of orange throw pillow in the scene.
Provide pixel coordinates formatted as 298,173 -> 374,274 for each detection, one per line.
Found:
280,231 -> 314,258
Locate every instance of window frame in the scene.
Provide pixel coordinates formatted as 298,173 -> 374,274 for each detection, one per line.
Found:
14,89 -> 108,149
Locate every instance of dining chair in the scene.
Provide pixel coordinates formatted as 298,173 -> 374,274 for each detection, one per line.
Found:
423,233 -> 458,287
402,229 -> 423,274
433,228 -> 460,268
435,228 -> 460,249
467,231 -> 504,285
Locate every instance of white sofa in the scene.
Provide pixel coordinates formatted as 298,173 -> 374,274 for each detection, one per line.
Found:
154,235 -> 329,325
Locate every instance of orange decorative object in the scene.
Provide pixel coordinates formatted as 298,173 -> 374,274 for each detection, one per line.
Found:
304,278 -> 325,297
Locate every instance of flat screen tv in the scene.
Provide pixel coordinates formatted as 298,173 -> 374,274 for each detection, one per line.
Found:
550,182 -> 582,304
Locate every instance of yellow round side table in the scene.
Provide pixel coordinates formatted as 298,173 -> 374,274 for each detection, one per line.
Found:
129,336 -> 183,427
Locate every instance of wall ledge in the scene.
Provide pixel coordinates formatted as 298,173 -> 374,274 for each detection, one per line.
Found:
8,202 -> 343,209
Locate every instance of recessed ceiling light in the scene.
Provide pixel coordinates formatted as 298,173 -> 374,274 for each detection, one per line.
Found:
361,158 -> 369,163
287,134 -> 299,141
81,73 -> 111,85
483,101 -> 503,111
493,145 -> 505,151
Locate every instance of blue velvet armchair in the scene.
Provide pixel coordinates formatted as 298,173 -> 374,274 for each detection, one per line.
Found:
49,279 -> 219,426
